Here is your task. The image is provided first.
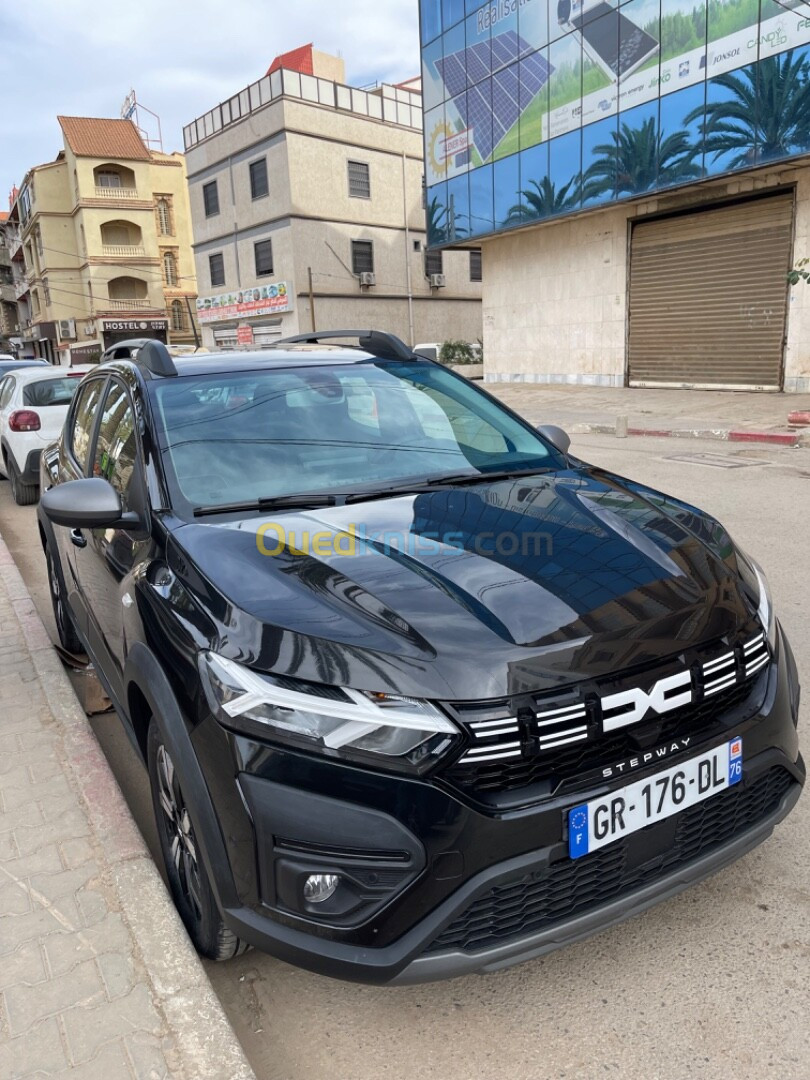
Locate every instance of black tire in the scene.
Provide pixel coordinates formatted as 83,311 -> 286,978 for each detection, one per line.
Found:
8,457 -> 38,505
147,719 -> 248,961
45,543 -> 85,655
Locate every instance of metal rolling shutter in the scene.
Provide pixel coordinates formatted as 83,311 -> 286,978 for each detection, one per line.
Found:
627,193 -> 793,390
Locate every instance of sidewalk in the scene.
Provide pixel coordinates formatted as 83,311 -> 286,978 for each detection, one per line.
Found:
0,535 -> 255,1080
484,383 -> 810,446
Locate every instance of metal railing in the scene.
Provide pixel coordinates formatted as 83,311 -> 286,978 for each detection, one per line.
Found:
93,186 -> 140,200
101,244 -> 146,257
184,68 -> 422,151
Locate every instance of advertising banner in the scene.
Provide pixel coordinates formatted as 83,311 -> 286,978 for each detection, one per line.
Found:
423,0 -> 810,185
196,281 -> 293,324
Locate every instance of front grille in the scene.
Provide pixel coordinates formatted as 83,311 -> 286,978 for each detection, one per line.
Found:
446,677 -> 757,798
426,766 -> 793,955
441,628 -> 770,800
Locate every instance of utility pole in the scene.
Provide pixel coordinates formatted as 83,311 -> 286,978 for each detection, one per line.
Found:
184,297 -> 201,348
401,152 -> 415,347
308,267 -> 316,331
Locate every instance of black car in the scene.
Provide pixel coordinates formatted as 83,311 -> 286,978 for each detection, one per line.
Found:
38,331 -> 803,983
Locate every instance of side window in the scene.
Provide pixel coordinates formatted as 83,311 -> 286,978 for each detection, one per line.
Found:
69,379 -> 106,471
92,382 -> 138,511
0,376 -> 16,410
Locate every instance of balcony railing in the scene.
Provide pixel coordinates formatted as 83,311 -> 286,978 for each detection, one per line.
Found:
14,278 -> 30,299
101,244 -> 146,257
0,283 -> 15,303
103,298 -> 154,310
7,232 -> 22,258
93,186 -> 140,200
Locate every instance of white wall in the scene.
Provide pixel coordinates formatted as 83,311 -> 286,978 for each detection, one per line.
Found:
481,162 -> 810,392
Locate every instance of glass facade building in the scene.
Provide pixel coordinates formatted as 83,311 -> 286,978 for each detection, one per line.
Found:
421,0 -> 810,246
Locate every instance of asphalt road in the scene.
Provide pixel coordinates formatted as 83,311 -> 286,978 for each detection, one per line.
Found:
1,433 -> 808,1080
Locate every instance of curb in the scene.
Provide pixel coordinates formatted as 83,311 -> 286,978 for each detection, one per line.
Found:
0,534 -> 256,1080
567,422 -> 806,447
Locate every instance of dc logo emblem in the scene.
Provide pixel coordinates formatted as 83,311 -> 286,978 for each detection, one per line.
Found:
601,670 -> 693,733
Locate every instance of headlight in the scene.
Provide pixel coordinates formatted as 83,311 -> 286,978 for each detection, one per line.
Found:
735,547 -> 776,648
200,652 -> 460,773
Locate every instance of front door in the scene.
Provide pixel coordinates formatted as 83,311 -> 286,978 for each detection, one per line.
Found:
73,378 -> 151,701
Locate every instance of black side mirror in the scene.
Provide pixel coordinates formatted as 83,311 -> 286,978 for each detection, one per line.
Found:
40,477 -> 141,530
537,424 -> 571,456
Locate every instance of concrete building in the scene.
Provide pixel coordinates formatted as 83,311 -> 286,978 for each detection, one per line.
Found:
7,117 -> 198,364
183,44 -> 482,350
0,212 -> 18,350
421,0 -> 810,393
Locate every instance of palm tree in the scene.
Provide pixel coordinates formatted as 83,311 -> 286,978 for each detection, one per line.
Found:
426,194 -> 467,244
685,50 -> 810,168
505,176 -> 581,223
583,117 -> 701,199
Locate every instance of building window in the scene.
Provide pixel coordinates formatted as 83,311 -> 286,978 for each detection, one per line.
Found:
96,171 -> 122,188
43,278 -> 50,305
35,226 -> 43,256
209,252 -> 225,288
425,249 -> 443,278
171,299 -> 186,331
203,180 -> 220,217
469,249 -> 482,282
163,251 -> 178,287
254,239 -> 274,277
156,197 -> 173,235
348,160 -> 371,199
249,158 -> 269,200
351,240 -> 374,276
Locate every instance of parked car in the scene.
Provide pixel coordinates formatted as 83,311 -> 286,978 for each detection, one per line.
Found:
0,365 -> 92,504
37,332 -> 803,982
0,357 -> 48,378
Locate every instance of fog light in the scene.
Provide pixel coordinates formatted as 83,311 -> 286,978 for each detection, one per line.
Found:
303,873 -> 340,904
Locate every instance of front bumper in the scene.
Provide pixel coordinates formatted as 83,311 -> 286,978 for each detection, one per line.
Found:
201,625 -> 802,984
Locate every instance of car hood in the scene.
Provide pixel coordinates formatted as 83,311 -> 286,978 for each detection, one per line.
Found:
170,467 -> 754,700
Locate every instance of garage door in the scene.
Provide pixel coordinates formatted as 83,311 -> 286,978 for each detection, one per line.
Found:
627,192 -> 794,390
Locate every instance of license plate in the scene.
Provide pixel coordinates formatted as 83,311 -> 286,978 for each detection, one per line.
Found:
568,737 -> 743,860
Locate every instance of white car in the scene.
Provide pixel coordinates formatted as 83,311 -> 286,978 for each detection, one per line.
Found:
0,365 -> 93,505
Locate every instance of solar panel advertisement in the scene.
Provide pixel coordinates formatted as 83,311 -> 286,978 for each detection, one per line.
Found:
421,0 -> 810,242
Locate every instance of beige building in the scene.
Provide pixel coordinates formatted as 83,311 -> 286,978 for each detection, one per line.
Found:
0,212 -> 18,349
183,46 -> 482,351
8,117 -> 198,364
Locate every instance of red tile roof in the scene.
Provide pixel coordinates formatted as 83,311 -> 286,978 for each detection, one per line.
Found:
0,211 -> 8,223
57,116 -> 151,161
267,44 -> 314,76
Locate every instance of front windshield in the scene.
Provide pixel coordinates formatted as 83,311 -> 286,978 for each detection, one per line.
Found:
150,360 -> 562,512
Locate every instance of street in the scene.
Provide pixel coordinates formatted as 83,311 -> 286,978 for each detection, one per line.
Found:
1,431 -> 808,1080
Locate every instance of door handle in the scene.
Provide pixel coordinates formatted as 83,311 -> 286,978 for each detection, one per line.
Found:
70,529 -> 87,549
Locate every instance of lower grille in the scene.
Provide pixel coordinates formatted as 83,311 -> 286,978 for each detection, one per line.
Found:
426,767 -> 793,955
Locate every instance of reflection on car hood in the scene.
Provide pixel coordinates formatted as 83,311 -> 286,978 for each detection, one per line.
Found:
171,468 -> 752,700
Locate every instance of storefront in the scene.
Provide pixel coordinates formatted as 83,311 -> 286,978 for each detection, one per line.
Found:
101,318 -> 168,350
197,281 -> 295,349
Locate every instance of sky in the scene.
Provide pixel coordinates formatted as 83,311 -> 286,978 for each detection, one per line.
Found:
0,0 -> 421,199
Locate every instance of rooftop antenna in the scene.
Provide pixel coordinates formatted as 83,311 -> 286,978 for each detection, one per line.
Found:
120,89 -> 164,152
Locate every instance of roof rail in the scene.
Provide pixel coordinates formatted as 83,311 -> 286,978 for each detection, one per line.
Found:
273,330 -> 415,361
136,339 -> 178,377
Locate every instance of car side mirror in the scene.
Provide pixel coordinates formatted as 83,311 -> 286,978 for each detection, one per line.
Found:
537,424 -> 571,455
40,477 -> 141,531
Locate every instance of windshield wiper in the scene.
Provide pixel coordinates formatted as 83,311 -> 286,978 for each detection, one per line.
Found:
343,467 -> 556,504
193,493 -> 338,517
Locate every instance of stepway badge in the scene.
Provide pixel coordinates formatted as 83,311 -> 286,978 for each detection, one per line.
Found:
568,805 -> 589,858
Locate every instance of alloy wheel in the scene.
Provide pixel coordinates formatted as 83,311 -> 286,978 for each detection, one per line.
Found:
155,744 -> 203,920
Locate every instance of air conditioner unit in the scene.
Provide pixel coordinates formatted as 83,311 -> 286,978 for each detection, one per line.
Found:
429,273 -> 446,289
359,272 -> 376,287
58,318 -> 76,341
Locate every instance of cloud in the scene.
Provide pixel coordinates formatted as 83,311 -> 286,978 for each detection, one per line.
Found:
0,0 -> 420,197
